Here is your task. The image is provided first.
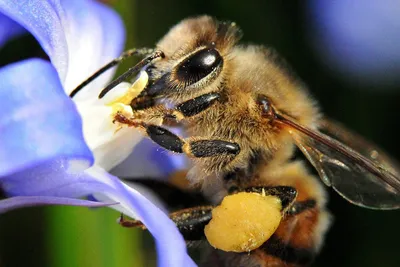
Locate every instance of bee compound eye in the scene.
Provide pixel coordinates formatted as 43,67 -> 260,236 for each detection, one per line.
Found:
175,48 -> 223,86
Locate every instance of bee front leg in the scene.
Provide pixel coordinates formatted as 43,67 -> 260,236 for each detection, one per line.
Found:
130,92 -> 220,123
174,92 -> 220,117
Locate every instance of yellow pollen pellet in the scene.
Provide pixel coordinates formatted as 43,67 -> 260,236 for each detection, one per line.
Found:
204,192 -> 282,252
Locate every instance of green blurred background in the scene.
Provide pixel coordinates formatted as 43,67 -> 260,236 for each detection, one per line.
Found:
1,0 -> 400,266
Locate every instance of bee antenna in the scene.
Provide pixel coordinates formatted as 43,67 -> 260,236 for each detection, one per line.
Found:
98,50 -> 165,99
69,47 -> 155,98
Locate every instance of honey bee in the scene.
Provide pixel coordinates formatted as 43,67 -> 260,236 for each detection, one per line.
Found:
70,16 -> 400,266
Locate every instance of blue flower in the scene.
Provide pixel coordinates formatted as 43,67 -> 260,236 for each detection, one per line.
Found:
0,1 -> 194,266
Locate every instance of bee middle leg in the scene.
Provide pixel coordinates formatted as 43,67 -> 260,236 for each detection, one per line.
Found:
114,112 -> 240,158
145,123 -> 240,158
116,91 -> 241,168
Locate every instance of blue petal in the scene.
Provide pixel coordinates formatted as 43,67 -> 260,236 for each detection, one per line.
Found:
0,12 -> 25,48
2,160 -> 196,267
61,0 -> 126,98
0,196 -> 111,214
111,138 -> 188,179
0,0 -> 69,81
0,59 -> 93,178
92,169 -> 197,267
308,1 -> 400,85
0,0 -> 125,96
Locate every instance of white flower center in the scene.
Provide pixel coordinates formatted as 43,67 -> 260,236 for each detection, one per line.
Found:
75,71 -> 149,171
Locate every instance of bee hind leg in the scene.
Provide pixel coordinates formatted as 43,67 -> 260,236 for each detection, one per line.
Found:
254,161 -> 332,266
119,206 -> 213,241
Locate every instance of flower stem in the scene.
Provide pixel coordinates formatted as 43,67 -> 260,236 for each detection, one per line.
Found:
46,206 -> 144,267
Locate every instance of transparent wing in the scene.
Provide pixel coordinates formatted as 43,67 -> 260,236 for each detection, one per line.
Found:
319,118 -> 400,177
276,115 -> 400,210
